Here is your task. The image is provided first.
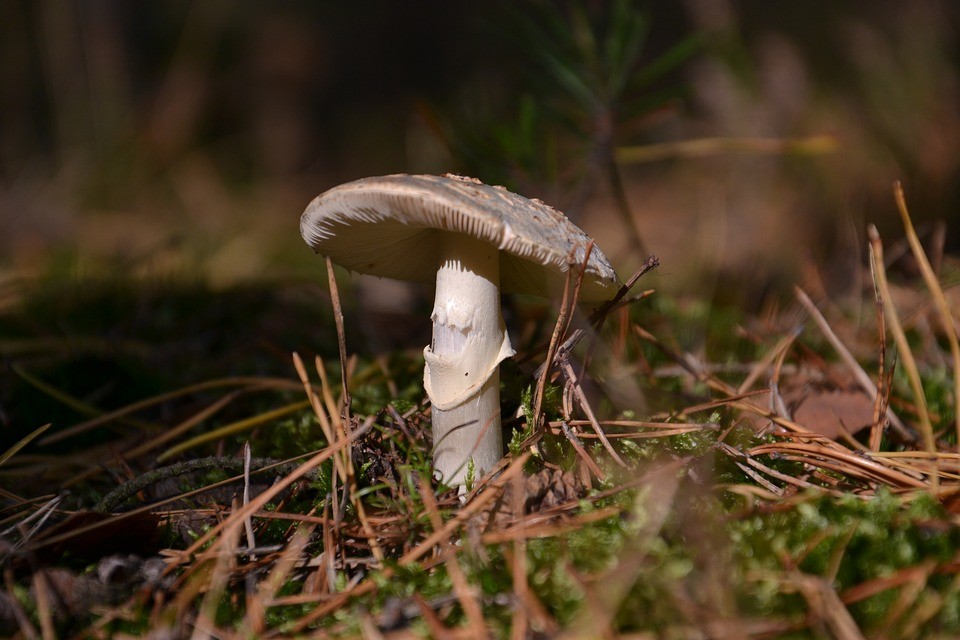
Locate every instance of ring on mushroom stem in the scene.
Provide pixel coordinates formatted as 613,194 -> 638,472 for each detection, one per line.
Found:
300,173 -> 621,487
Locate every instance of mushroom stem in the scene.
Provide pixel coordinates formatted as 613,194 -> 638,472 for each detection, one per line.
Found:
424,232 -> 514,486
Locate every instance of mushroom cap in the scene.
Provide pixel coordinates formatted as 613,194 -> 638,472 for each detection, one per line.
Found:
300,174 -> 621,301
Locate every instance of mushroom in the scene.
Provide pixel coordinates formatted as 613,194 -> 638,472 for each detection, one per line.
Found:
300,174 -> 621,486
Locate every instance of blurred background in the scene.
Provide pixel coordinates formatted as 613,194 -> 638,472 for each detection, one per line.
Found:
2,0 -> 958,301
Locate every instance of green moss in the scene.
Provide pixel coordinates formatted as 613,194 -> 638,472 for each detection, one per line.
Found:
727,489 -> 960,633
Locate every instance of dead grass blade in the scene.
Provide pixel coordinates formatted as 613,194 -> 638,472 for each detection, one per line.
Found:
559,421 -> 606,480
615,134 -> 837,163
893,181 -> 960,448
40,375 -> 301,445
30,571 -> 56,640
795,286 -> 913,442
401,453 -> 530,566
307,354 -> 383,563
868,225 -> 937,461
547,419 -> 716,439
3,569 -> 38,639
716,443 -> 785,496
0,423 -> 50,467
737,327 -> 800,395
121,390 -> 244,464
564,460 -> 681,637
792,573 -> 865,640
60,389 -> 250,489
877,559 -> 937,633
287,453 -> 532,633
156,400 -> 311,461
509,469 -> 528,640
869,267 -> 891,452
747,441 -> 929,489
192,515 -> 241,639
419,476 -> 489,639
168,421 -> 371,571
241,525 -> 313,635
293,352 -> 342,477
13,364 -> 159,435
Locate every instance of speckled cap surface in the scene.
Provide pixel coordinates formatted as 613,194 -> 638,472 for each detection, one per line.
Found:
300,173 -> 621,301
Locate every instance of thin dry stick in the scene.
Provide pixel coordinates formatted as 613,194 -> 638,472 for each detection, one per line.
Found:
894,182 -> 960,449
732,460 -> 784,495
562,242 -> 594,342
632,325 -> 739,398
561,361 -> 625,466
743,456 -> 822,492
795,286 -> 914,443
717,442 -> 823,493
868,226 -> 937,463
526,255 -> 660,378
560,421 -> 606,479
585,255 -> 660,326
325,257 -> 352,425
532,267 -> 574,431
549,427 -> 709,440
549,418 -> 714,430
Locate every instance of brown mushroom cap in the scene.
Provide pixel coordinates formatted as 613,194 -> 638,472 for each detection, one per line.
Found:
301,174 -> 621,301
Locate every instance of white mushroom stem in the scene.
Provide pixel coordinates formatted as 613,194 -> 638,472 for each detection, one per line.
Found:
424,232 -> 515,486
